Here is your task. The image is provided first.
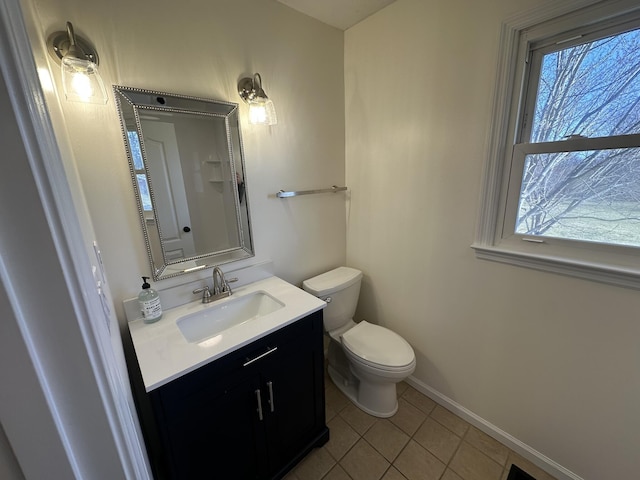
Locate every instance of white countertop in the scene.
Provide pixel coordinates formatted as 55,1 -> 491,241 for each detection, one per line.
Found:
128,276 -> 325,391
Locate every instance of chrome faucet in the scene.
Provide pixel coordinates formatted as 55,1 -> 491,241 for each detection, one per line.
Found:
193,266 -> 238,303
212,266 -> 226,295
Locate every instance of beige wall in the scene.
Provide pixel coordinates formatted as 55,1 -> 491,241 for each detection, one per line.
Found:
24,0 -> 346,322
345,0 -> 640,478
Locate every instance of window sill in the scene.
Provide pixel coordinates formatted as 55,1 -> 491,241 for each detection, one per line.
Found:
471,243 -> 640,290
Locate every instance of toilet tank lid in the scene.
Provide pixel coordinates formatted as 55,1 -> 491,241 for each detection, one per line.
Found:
302,266 -> 362,296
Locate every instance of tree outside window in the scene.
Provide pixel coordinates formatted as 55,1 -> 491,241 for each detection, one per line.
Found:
514,26 -> 640,247
128,131 -> 153,212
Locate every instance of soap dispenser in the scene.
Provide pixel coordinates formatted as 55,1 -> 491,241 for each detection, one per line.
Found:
138,276 -> 162,323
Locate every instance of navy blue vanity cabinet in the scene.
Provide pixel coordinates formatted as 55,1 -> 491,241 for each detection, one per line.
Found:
146,310 -> 328,480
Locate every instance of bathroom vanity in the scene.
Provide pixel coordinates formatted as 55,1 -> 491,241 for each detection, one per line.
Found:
116,86 -> 329,478
127,276 -> 328,479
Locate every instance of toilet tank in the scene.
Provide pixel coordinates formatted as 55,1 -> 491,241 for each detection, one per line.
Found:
302,267 -> 363,332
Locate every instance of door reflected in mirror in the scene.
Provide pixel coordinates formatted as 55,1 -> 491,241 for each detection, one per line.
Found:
114,86 -> 254,280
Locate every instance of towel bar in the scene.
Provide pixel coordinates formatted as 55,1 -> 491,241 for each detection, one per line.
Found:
276,185 -> 347,198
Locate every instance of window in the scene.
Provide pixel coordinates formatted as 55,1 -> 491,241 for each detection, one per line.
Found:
473,0 -> 640,288
511,21 -> 640,246
128,130 -> 153,212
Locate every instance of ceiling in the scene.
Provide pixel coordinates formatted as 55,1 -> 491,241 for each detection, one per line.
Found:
276,0 -> 396,30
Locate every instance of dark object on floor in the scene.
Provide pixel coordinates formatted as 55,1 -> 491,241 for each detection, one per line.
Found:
507,464 -> 536,480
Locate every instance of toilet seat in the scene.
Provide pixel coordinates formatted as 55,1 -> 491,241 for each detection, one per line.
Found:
341,321 -> 415,369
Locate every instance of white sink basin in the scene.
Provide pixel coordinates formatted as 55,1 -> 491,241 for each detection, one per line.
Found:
177,291 -> 285,343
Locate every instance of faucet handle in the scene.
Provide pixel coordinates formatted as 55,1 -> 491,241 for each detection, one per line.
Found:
193,285 -> 212,303
222,277 -> 239,294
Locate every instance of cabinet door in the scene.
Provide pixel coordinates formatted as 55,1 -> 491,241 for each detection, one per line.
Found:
146,311 -> 326,480
263,313 -> 326,475
157,371 -> 268,479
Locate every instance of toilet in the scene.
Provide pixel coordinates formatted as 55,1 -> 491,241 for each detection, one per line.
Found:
303,267 -> 416,418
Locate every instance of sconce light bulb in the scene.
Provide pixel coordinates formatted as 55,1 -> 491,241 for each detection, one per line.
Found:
71,72 -> 93,99
249,104 -> 267,124
60,55 -> 107,104
248,98 -> 277,125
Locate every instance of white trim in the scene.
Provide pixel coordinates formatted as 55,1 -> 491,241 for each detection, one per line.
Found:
473,0 -> 640,290
405,376 -> 584,480
472,244 -> 640,289
0,0 -> 150,478
0,5 -> 81,477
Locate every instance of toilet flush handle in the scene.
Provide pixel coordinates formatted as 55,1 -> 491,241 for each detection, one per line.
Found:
323,297 -> 332,304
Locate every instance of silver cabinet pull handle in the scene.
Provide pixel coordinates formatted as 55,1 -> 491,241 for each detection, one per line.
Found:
255,389 -> 263,421
267,381 -> 275,413
243,346 -> 278,367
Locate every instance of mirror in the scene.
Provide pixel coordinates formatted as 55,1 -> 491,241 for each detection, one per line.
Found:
114,86 -> 254,280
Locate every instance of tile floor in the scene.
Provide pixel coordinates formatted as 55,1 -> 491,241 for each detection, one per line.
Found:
285,376 -> 558,480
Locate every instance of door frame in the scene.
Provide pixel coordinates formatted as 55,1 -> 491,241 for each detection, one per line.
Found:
0,0 -> 150,478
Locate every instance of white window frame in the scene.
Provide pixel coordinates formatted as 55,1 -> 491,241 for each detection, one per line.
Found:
473,0 -> 640,289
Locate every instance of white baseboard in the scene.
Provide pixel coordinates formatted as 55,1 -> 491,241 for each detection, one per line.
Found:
405,376 -> 583,480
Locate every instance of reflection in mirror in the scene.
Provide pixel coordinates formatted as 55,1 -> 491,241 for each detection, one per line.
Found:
114,86 -> 254,280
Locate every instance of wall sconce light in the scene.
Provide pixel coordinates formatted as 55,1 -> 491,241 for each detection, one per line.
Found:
47,21 -> 108,104
238,73 -> 277,125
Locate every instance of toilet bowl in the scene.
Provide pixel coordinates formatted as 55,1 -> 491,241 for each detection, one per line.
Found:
303,267 -> 416,417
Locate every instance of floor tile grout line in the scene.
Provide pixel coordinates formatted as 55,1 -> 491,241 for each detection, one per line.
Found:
329,393 -> 424,480
319,380 -> 536,480
365,390 -> 431,477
